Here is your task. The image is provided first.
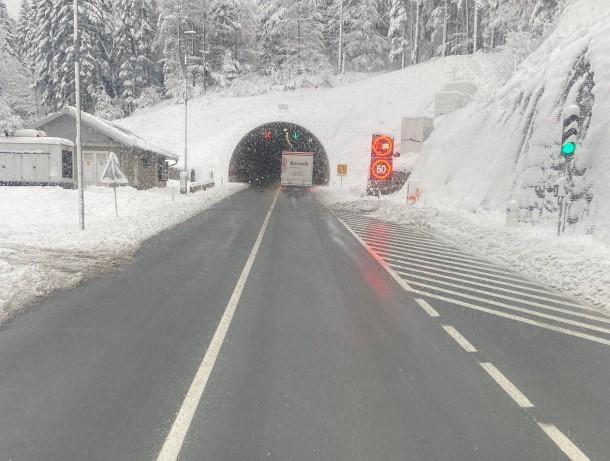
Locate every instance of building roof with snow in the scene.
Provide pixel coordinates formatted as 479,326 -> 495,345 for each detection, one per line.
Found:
29,107 -> 179,161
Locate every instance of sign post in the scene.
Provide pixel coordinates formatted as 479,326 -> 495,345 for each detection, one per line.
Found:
368,134 -> 394,196
336,164 -> 348,185
100,152 -> 129,217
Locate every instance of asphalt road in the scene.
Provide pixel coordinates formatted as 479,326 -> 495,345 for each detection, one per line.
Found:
0,186 -> 606,460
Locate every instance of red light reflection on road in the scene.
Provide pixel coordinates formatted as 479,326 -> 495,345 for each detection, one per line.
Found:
357,220 -> 395,306
364,220 -> 391,255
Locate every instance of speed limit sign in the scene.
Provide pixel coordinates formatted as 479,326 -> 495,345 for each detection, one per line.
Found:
370,158 -> 393,180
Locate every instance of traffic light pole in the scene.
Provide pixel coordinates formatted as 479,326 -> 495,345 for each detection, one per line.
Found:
557,105 -> 580,236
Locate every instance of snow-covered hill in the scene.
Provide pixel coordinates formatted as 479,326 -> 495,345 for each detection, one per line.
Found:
118,53 -> 509,186
412,0 -> 610,243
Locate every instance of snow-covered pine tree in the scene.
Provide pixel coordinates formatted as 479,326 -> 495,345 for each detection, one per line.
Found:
388,0 -> 408,67
209,0 -> 240,54
0,18 -> 35,125
256,0 -> 329,80
115,0 -> 160,113
156,0 -> 207,100
15,0 -> 35,68
93,84 -> 124,119
291,0 -> 329,74
256,0 -> 292,72
156,0 -> 181,99
0,0 -> 17,57
343,0 -> 387,72
33,0 -> 54,112
529,0 -> 561,35
33,0 -> 113,112
0,25 -> 21,129
207,0 -> 244,84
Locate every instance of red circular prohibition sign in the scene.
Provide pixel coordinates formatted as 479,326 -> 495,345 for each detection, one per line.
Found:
372,135 -> 394,157
371,158 -> 393,180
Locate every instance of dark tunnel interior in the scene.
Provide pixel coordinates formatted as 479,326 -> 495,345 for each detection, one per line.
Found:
229,122 -> 330,185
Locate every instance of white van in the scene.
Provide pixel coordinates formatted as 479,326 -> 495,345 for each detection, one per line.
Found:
0,130 -> 75,187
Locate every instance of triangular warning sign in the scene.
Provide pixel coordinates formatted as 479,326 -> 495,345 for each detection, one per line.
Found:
100,152 -> 129,185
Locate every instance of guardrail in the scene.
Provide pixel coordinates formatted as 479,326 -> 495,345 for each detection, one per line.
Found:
189,180 -> 215,193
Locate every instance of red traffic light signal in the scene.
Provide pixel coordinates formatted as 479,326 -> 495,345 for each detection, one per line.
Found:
371,135 -> 394,157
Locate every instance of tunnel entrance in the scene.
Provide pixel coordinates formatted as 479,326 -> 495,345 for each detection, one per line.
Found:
229,122 -> 330,185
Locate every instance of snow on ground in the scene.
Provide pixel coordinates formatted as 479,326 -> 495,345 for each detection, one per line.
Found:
317,186 -> 610,314
0,182 -> 245,322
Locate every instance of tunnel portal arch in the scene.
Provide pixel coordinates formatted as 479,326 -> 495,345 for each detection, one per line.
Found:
229,122 -> 330,185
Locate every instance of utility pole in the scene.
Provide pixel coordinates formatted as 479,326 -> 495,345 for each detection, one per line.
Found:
201,0 -> 207,93
442,0 -> 448,57
177,11 -> 190,194
338,0 -> 343,73
473,1 -> 479,53
74,0 -> 85,230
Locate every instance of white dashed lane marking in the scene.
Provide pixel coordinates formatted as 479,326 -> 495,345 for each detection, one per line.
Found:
441,325 -> 478,352
335,211 -> 593,460
415,298 -> 439,317
479,362 -> 534,408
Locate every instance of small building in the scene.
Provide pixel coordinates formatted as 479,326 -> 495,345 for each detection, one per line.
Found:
0,131 -> 75,186
29,107 -> 178,189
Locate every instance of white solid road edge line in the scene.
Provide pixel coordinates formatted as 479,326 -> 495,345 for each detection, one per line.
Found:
538,423 -> 591,461
415,298 -> 439,317
156,189 -> 280,461
479,362 -> 534,408
441,325 -> 477,352
335,215 -> 413,293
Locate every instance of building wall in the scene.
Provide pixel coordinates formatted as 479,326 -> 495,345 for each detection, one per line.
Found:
35,115 -> 167,189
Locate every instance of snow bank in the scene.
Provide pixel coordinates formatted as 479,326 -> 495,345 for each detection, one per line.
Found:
0,182 -> 245,322
411,0 -> 610,244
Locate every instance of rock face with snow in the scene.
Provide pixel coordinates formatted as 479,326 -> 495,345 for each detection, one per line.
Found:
413,0 -> 610,243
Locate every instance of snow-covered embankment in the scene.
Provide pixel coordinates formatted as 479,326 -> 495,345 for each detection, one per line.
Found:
0,183 -> 245,322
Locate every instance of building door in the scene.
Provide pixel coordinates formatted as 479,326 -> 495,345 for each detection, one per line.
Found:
0,153 -> 16,182
83,153 -> 96,185
83,152 -> 109,185
96,152 -> 108,183
21,153 -> 50,182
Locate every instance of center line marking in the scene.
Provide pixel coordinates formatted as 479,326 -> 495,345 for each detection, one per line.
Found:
538,423 -> 590,461
156,189 -> 280,461
442,325 -> 477,352
479,362 -> 534,408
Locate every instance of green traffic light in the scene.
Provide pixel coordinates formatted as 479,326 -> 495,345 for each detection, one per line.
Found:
561,141 -> 576,157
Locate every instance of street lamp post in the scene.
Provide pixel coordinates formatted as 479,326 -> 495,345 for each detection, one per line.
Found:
177,13 -> 197,194
74,0 -> 85,229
